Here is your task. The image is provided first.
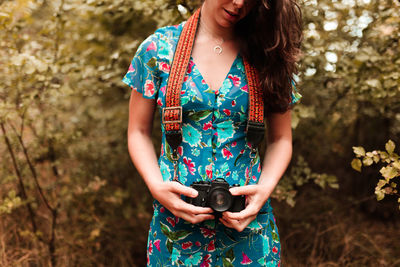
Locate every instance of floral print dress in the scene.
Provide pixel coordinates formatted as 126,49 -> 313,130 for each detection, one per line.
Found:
122,20 -> 301,267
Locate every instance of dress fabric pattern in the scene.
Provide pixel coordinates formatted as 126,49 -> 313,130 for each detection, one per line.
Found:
122,21 -> 300,267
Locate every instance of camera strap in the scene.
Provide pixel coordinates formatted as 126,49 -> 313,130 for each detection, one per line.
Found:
162,8 -> 265,184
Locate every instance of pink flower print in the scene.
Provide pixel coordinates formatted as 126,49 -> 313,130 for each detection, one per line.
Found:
200,227 -> 216,238
202,79 -> 206,84
206,164 -> 213,179
160,207 -> 165,213
257,163 -> 261,173
228,74 -> 241,87
188,60 -> 194,73
195,241 -> 201,247
203,121 -> 213,130
147,255 -> 150,265
232,141 -> 237,147
223,109 -> 231,116
240,252 -> 252,265
161,143 -> 164,156
178,146 -> 183,157
128,64 -> 135,72
157,98 -> 162,107
181,90 -> 185,95
154,240 -> 161,252
159,62 -> 170,73
200,254 -> 212,267
184,76 -> 189,82
222,148 -> 233,160
206,240 -> 215,252
144,80 -> 155,97
183,157 -> 195,175
190,81 -> 196,88
160,86 -> 166,95
231,100 -> 236,107
182,241 -> 193,250
146,41 -> 157,52
226,171 -> 231,177
148,240 -> 153,254
240,149 -> 245,154
166,217 -> 176,227
272,246 -> 278,254
240,85 -> 248,93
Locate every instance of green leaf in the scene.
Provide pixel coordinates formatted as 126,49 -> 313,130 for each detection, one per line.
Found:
166,239 -> 173,254
271,231 -> 279,242
165,143 -> 174,162
223,258 -> 234,267
169,230 -> 191,241
351,159 -> 362,172
234,153 -> 243,167
353,146 -> 366,157
225,248 -> 234,262
385,140 -> 395,155
160,222 -> 172,239
147,57 -> 157,68
186,110 -> 212,121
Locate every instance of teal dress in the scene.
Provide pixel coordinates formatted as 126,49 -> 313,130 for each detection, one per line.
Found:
122,21 -> 301,267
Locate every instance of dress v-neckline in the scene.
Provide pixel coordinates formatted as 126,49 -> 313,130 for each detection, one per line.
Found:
189,53 -> 240,94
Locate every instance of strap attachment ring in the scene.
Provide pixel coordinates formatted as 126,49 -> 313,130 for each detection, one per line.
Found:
162,106 -> 183,124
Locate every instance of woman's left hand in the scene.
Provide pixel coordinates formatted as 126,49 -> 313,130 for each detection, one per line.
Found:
219,184 -> 271,232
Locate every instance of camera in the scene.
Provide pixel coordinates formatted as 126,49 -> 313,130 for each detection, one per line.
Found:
185,178 -> 245,215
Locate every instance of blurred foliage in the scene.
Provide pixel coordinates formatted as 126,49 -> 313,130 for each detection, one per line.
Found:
0,0 -> 399,266
352,140 -> 400,209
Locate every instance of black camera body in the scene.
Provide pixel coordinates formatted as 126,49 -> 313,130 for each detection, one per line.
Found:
186,178 -> 245,215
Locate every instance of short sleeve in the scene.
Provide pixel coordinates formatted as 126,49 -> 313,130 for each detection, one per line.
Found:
290,79 -> 302,105
122,33 -> 160,99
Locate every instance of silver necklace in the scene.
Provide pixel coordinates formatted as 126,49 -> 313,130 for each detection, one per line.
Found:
200,20 -> 225,55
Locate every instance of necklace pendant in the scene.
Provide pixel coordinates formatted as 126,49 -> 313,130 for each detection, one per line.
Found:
214,45 -> 223,55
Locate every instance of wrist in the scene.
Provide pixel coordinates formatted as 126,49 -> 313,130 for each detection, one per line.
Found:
147,179 -> 165,197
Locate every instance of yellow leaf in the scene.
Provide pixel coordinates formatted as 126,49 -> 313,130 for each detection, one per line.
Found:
352,146 -> 365,157
385,140 -> 395,155
351,159 -> 362,172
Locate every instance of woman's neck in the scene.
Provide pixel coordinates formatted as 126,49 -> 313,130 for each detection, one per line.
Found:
200,3 -> 235,41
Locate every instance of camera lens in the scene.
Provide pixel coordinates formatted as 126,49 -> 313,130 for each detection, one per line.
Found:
208,187 -> 232,212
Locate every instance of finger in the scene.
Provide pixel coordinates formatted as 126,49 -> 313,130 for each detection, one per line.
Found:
172,199 -> 214,214
177,212 -> 214,224
229,185 -> 258,196
219,217 -> 236,229
169,181 -> 198,198
222,215 -> 256,232
223,204 -> 258,220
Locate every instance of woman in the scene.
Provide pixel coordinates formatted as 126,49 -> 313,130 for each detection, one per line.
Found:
123,0 -> 302,265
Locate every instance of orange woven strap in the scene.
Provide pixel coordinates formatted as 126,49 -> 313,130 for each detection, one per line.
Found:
243,57 -> 264,125
163,9 -> 200,132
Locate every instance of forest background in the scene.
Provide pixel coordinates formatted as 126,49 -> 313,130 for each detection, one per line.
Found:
0,0 -> 399,266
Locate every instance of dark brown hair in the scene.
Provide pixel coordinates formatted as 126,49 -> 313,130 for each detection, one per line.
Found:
235,0 -> 303,113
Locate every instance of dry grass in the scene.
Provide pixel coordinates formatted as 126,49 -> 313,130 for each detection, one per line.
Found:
276,185 -> 400,267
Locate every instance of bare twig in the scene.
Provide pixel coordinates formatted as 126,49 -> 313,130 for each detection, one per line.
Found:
0,122 -> 43,243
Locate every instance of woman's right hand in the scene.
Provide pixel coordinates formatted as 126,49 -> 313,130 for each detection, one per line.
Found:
149,181 -> 214,224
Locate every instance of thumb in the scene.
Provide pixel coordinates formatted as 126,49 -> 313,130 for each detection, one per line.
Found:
170,181 -> 198,198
